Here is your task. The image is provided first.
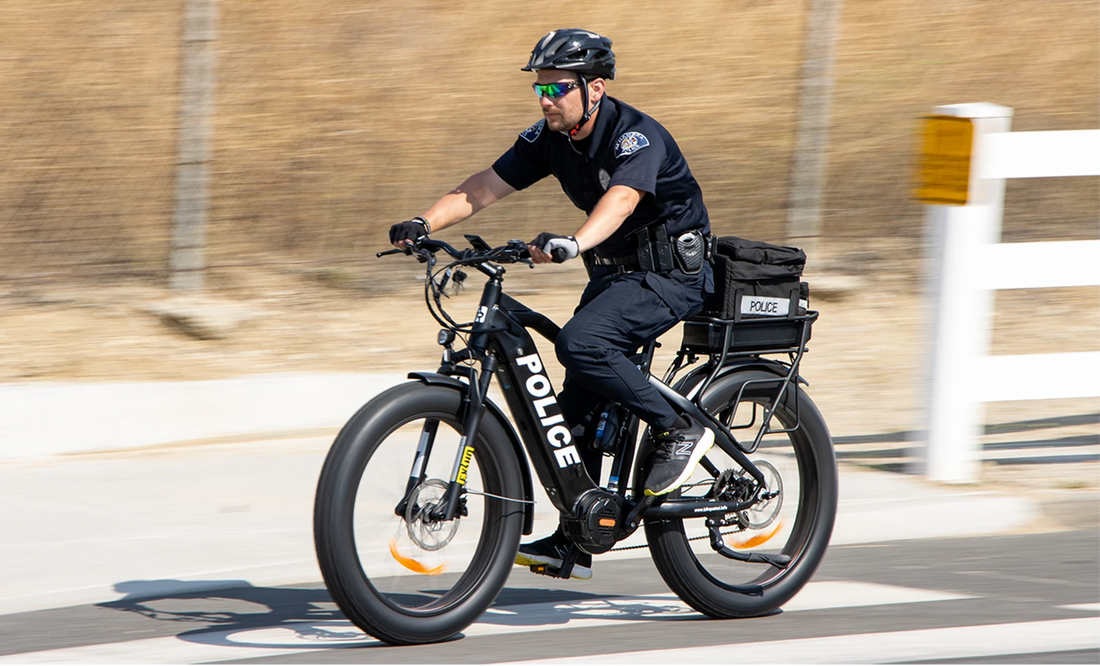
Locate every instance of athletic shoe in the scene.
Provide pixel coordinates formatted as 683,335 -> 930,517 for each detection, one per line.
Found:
513,531 -> 593,580
643,415 -> 716,496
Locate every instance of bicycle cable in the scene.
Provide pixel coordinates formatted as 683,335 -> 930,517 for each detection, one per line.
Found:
463,488 -> 537,505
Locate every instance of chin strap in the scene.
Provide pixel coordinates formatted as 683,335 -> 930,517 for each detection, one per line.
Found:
567,74 -> 602,138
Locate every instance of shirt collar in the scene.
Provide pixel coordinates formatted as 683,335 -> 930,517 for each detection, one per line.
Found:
584,95 -> 617,160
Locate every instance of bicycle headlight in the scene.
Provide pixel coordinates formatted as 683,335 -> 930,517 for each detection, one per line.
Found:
437,329 -> 456,347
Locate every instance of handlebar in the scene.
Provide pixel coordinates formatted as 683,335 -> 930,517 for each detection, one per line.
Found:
377,234 -> 548,337
377,236 -> 534,268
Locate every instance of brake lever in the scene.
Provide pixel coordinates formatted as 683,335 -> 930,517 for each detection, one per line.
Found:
505,239 -> 535,267
377,248 -> 404,258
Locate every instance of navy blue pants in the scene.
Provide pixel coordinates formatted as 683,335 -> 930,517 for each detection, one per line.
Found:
555,264 -> 713,436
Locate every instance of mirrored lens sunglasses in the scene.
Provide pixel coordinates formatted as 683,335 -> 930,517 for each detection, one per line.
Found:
532,81 -> 579,98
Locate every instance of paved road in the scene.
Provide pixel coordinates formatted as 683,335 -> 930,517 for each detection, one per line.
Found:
0,406 -> 1094,663
1,529 -> 1096,664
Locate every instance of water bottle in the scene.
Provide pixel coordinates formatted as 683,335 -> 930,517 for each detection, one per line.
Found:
594,410 -> 610,441
592,406 -> 621,454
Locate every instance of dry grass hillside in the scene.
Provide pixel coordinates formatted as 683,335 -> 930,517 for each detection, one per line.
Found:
0,0 -> 1095,390
0,0 -> 1096,279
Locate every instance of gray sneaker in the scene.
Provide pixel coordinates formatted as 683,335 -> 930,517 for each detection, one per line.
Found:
643,415 -> 715,496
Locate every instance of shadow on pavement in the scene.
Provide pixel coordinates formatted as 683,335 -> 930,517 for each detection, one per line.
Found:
97,579 -> 674,650
98,579 -> 337,630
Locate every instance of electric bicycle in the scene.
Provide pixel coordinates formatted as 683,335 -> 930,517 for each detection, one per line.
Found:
313,235 -> 837,645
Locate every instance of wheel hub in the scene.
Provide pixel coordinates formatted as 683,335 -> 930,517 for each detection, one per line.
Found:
404,479 -> 460,551
738,460 -> 783,529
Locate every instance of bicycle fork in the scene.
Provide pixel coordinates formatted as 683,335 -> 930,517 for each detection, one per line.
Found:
394,356 -> 498,523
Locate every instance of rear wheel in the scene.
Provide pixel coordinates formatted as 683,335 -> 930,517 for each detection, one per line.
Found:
314,382 -> 525,644
642,369 -> 837,618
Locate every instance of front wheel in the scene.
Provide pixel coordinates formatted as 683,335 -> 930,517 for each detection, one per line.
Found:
642,369 -> 838,618
313,382 -> 525,644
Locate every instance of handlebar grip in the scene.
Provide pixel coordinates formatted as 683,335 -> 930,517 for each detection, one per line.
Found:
550,247 -> 568,264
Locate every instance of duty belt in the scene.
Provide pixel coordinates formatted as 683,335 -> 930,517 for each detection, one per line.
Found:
588,253 -> 641,269
582,225 -> 711,277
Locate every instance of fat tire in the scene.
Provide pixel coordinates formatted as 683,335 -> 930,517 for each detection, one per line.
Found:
643,369 -> 837,618
313,382 -> 525,644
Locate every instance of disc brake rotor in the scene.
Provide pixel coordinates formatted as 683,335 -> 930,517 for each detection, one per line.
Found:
738,460 -> 783,530
404,478 -> 460,551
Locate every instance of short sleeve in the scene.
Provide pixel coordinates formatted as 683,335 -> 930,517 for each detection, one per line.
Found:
607,130 -> 665,196
491,119 -> 552,191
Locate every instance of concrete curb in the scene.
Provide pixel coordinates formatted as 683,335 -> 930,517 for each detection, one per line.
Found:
0,373 -> 407,460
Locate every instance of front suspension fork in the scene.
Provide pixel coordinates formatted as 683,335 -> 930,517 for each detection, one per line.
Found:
429,355 -> 497,521
394,418 -> 440,517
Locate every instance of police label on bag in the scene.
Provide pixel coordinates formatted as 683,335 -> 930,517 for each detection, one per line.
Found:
741,295 -> 789,317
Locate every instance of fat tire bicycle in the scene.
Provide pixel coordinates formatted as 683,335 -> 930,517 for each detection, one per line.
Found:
313,235 -> 837,645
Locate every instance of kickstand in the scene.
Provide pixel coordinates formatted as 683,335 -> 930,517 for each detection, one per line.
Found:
707,523 -> 791,569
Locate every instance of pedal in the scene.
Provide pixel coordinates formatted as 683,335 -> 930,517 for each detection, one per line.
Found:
528,563 -> 570,579
527,545 -> 581,580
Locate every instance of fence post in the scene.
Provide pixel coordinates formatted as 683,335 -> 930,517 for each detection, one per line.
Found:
786,0 -> 844,258
911,103 -> 1013,483
170,0 -> 217,291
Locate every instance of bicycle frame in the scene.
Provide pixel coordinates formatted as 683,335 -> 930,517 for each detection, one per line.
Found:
417,254 -> 772,530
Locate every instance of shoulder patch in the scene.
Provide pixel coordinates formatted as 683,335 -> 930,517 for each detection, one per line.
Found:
614,131 -> 650,158
520,119 -> 545,143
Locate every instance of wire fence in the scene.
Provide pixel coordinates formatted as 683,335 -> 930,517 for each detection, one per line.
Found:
0,3 -> 179,283
1,1 -> 1096,289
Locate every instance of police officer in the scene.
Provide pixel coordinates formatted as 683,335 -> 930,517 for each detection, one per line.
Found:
389,29 -> 716,580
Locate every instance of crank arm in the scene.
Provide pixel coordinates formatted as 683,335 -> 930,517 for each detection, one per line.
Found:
621,495 -> 656,534
528,545 -> 582,579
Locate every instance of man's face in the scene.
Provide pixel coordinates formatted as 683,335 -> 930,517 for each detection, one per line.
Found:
534,70 -> 602,133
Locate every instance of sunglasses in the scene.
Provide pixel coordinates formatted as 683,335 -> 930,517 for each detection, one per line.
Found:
532,81 -> 580,98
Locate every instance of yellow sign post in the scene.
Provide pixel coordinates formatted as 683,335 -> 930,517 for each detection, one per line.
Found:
915,115 -> 975,205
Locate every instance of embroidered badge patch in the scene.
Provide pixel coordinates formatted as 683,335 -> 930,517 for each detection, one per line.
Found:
615,131 -> 650,158
520,119 -> 545,143
598,168 -> 611,190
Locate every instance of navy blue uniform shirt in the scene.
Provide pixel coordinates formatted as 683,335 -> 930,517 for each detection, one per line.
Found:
492,96 -> 710,258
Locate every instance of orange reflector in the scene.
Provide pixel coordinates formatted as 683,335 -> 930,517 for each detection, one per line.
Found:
388,538 -> 448,575
599,518 -> 616,527
730,519 -> 784,549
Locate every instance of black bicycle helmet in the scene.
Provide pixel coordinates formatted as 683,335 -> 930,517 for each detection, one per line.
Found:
522,29 -> 616,80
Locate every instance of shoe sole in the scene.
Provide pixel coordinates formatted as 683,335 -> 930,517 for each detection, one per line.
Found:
514,552 -> 593,580
644,429 -> 716,496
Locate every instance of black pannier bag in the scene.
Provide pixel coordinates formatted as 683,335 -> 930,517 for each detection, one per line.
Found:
700,236 -> 808,320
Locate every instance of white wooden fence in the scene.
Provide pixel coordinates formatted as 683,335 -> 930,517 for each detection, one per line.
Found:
913,103 -> 1100,483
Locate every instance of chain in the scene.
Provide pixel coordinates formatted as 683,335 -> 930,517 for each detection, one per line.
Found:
610,526 -> 744,552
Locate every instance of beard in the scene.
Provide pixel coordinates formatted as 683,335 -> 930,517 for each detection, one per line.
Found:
543,110 -> 575,133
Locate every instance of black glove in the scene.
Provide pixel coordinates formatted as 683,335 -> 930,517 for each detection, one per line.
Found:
389,217 -> 430,245
530,232 -> 580,263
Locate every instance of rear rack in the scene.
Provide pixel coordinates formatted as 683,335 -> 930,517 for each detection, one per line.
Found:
673,311 -> 818,455
680,311 -> 817,356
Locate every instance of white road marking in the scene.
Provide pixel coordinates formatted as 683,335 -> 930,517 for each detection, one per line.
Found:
499,617 -> 1100,665
0,580 -> 972,664
1059,602 -> 1100,612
